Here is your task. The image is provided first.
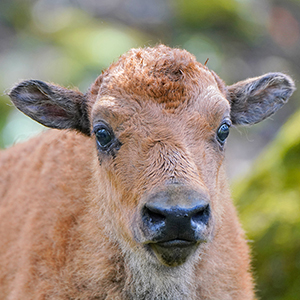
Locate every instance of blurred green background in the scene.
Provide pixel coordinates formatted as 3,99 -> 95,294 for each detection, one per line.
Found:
0,0 -> 299,298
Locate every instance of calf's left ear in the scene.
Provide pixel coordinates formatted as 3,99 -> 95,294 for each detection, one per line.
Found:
227,72 -> 295,125
9,80 -> 90,136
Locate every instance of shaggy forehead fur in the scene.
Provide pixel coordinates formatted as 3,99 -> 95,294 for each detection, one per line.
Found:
90,45 -> 225,111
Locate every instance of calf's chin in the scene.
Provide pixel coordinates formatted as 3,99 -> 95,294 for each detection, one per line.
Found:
122,240 -> 199,300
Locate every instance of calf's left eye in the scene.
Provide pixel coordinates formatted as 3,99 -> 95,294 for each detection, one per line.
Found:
217,123 -> 230,144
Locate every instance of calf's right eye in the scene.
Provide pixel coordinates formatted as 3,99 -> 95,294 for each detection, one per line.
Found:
95,127 -> 113,149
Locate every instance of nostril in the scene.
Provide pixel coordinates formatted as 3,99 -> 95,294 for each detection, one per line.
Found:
143,206 -> 166,226
148,210 -> 166,224
191,204 -> 210,225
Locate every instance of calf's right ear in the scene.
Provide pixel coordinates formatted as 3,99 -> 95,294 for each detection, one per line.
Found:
9,80 -> 91,136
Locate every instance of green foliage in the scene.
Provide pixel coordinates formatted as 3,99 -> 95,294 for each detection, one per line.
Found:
0,98 -> 11,148
175,0 -> 239,28
173,0 -> 259,41
233,110 -> 300,300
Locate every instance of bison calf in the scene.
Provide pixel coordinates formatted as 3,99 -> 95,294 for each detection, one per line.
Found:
0,45 -> 295,299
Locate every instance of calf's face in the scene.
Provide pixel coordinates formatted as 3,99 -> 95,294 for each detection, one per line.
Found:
9,46 -> 295,268
88,50 -> 232,267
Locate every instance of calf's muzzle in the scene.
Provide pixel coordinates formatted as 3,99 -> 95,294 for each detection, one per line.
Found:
141,185 -> 211,266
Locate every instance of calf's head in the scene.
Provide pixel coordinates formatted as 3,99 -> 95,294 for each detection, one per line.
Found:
9,45 -> 295,268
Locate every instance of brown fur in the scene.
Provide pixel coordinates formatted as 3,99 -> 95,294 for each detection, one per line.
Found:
0,45 -> 295,299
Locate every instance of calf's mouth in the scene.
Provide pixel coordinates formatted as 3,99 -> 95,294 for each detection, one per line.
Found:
139,185 -> 212,267
146,239 -> 202,267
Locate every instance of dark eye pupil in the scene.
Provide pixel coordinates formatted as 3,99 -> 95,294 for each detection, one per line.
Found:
96,128 -> 112,147
217,124 -> 230,143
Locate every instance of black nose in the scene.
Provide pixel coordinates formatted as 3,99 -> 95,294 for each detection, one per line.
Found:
141,187 -> 211,243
